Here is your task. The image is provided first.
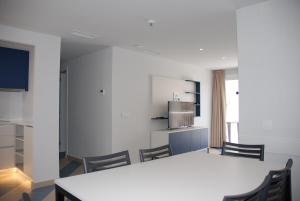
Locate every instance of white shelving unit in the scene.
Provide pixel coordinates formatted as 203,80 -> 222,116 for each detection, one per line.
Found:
15,125 -> 24,171
0,121 -> 34,179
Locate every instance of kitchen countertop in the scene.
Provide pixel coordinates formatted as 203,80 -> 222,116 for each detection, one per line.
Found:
152,126 -> 206,134
0,120 -> 33,127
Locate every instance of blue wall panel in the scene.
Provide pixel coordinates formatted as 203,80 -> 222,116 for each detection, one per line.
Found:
169,128 -> 208,155
0,47 -> 29,91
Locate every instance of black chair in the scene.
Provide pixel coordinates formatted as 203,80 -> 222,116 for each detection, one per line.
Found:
223,159 -> 293,201
22,193 -> 31,201
221,142 -> 265,161
82,150 -> 131,173
139,144 -> 173,162
223,175 -> 271,201
267,158 -> 293,201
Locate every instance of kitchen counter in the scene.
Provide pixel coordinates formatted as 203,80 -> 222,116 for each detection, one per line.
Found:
152,126 -> 205,134
0,120 -> 33,127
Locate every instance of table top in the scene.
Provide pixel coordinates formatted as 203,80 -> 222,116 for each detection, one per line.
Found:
55,150 -> 284,201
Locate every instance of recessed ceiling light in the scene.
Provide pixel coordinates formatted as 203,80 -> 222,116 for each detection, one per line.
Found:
133,44 -> 144,49
71,30 -> 98,39
133,44 -> 160,55
147,19 -> 156,27
199,48 -> 204,51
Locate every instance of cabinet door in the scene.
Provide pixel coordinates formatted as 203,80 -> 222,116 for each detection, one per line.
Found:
191,130 -> 202,151
169,131 -> 191,155
0,125 -> 16,170
0,147 -> 15,169
199,128 -> 208,149
191,128 -> 209,151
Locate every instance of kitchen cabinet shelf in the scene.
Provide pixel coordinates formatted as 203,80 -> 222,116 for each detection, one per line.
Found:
185,91 -> 200,95
16,163 -> 24,171
15,125 -> 24,170
16,136 -> 24,142
151,117 -> 169,120
15,149 -> 24,157
185,80 -> 201,117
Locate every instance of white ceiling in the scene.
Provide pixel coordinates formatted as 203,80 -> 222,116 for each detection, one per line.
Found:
0,0 -> 266,69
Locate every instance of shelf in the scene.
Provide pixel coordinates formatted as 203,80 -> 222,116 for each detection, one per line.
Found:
185,80 -> 201,117
185,80 -> 197,83
151,117 -> 169,120
185,91 -> 200,95
15,163 -> 24,171
16,136 -> 24,142
15,149 -> 24,157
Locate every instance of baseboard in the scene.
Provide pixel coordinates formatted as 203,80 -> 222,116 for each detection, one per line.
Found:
31,179 -> 54,189
66,155 -> 82,163
59,151 -> 66,159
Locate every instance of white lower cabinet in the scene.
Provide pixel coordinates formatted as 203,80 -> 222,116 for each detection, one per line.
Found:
0,124 -> 33,180
0,147 -> 15,169
24,126 -> 33,178
0,125 -> 16,169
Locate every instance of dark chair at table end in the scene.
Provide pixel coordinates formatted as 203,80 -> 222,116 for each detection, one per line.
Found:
221,141 -> 265,161
139,144 -> 173,162
82,150 -> 131,173
223,158 -> 293,201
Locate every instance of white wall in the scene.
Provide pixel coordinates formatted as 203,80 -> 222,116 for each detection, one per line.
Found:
0,92 -> 23,120
0,42 -> 34,122
112,47 -> 212,162
237,0 -> 300,199
63,47 -> 212,163
64,48 -> 113,158
22,46 -> 34,122
225,68 -> 238,80
0,25 -> 61,182
151,76 -> 195,118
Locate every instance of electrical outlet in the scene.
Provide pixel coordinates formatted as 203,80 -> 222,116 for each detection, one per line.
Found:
98,89 -> 105,96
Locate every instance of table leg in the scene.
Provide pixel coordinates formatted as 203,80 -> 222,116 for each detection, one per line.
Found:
55,184 -> 81,201
55,185 -> 65,201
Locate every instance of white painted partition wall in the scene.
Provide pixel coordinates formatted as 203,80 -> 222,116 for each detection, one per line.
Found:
237,0 -> 300,199
65,48 -> 113,159
64,47 -> 212,163
112,47 -> 212,162
0,25 -> 61,183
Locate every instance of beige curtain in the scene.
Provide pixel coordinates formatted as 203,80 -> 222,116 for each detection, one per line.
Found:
211,70 -> 226,148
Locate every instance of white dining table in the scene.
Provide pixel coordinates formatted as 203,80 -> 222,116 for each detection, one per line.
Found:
55,150 -> 284,201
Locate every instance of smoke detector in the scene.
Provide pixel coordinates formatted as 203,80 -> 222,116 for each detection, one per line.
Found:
147,19 -> 156,27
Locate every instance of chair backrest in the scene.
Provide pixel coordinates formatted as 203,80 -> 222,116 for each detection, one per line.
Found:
267,158 -> 293,201
223,175 -> 271,201
221,142 -> 265,161
83,150 -> 131,173
22,193 -> 31,201
223,158 -> 293,201
139,144 -> 173,162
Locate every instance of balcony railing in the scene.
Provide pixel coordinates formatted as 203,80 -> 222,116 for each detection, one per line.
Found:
226,122 -> 239,143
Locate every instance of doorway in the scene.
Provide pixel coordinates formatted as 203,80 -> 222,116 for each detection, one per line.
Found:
59,69 -> 68,158
225,79 -> 239,143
